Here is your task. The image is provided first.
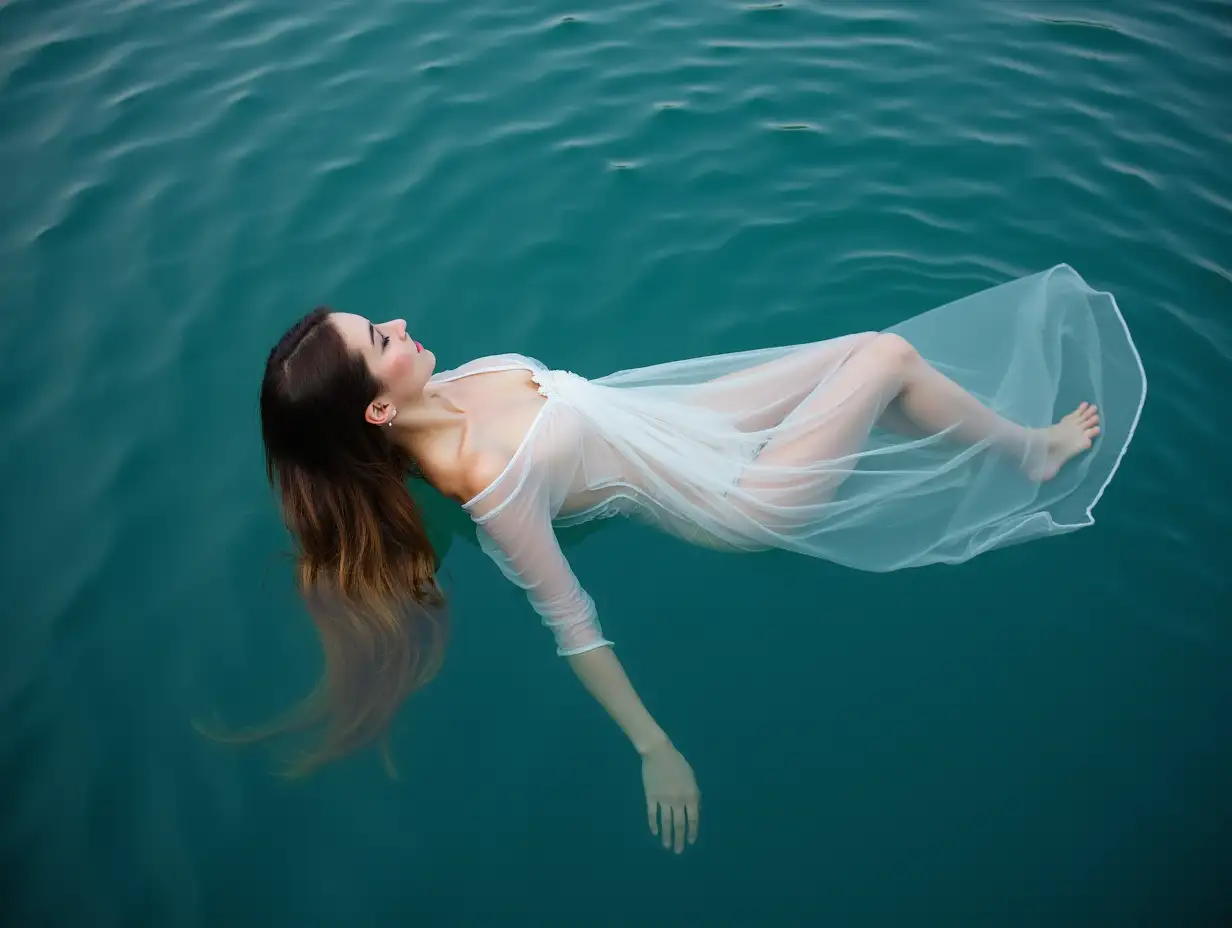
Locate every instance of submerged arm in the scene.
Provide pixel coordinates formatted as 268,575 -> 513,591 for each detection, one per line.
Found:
565,646 -> 667,755
568,646 -> 700,852
476,493 -> 665,750
472,490 -> 701,850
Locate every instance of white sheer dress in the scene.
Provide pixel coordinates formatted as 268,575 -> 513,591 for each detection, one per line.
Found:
429,265 -> 1146,657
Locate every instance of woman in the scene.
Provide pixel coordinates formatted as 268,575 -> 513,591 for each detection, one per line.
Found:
257,263 -> 1145,853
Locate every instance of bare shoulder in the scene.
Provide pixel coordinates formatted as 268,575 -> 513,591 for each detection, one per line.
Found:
459,447 -> 515,503
420,367 -> 543,507
419,440 -> 515,507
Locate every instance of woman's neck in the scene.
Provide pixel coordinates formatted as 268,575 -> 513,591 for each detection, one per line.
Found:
388,385 -> 467,460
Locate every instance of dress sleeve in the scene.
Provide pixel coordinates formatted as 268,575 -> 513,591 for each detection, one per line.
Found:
467,454 -> 613,657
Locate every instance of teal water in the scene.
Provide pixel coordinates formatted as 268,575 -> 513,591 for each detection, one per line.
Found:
2,0 -> 1230,924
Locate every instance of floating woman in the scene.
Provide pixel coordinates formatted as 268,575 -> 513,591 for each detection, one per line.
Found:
256,263 -> 1145,853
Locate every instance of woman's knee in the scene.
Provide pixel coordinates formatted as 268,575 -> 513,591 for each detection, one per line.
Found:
861,333 -> 917,371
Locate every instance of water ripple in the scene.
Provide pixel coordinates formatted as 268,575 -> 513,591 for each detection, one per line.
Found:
2,0 -> 1231,922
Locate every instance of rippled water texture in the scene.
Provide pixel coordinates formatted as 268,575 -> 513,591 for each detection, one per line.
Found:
2,0 -> 1230,925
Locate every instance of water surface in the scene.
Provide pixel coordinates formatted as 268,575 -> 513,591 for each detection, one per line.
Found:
2,0 -> 1230,924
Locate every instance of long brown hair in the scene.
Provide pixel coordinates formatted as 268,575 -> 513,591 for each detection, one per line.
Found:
245,306 -> 448,776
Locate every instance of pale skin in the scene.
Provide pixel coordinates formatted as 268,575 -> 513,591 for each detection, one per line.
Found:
329,312 -> 1100,854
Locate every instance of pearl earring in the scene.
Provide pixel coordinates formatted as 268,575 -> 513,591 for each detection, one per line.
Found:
387,407 -> 396,427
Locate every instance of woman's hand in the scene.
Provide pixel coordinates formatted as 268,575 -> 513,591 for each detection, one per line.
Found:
560,648 -> 700,852
641,738 -> 700,853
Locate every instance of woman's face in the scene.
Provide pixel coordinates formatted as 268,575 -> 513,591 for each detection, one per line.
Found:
328,312 -> 437,423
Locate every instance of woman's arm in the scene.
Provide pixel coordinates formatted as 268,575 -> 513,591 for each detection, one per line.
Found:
565,646 -> 667,755
567,647 -> 700,853
469,471 -> 701,851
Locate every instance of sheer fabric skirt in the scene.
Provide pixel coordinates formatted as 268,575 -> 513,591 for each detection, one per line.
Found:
562,265 -> 1146,571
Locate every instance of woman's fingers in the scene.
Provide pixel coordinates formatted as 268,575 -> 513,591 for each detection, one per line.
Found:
647,794 -> 701,852
673,805 -> 686,853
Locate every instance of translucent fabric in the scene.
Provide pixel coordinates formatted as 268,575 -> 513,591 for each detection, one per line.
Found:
436,265 -> 1146,656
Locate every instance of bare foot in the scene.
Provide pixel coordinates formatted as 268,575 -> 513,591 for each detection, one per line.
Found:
1027,402 -> 1101,481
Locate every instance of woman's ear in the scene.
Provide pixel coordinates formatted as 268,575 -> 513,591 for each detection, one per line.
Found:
365,398 -> 397,427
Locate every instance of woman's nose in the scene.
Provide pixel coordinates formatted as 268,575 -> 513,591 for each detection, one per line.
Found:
385,318 -> 408,338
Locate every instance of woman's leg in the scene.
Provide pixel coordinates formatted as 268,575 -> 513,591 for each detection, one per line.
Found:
736,334 -> 1101,505
735,334 -> 911,504
888,335 -> 1034,458
885,334 -> 1101,479
688,333 -> 880,432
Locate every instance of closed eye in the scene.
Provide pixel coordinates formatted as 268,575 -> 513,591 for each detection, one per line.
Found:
368,322 -> 390,351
